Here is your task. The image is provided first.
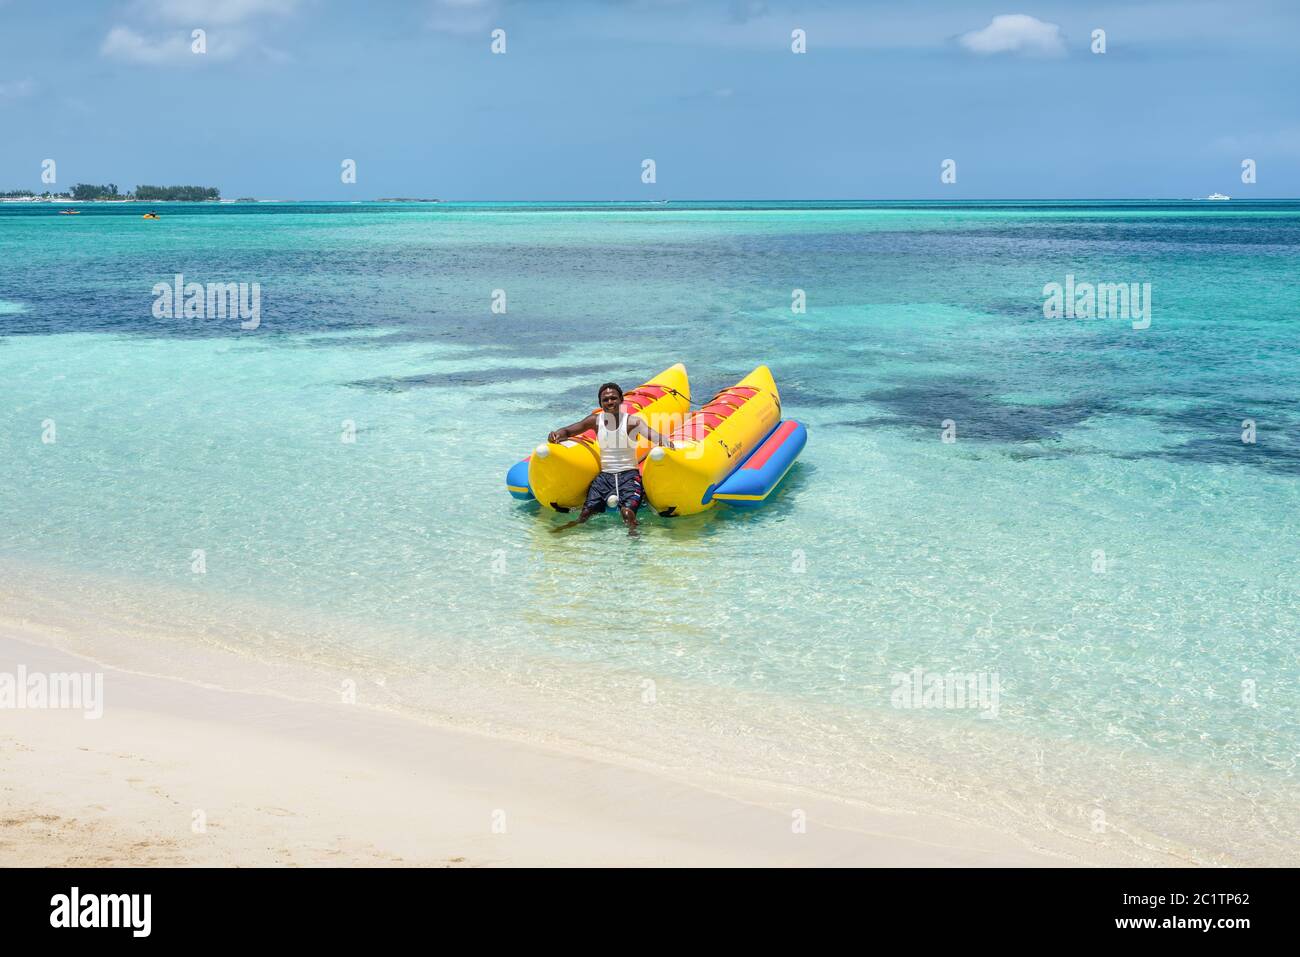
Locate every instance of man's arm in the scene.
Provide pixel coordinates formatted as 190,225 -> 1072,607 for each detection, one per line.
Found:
627,415 -> 676,449
548,414 -> 597,445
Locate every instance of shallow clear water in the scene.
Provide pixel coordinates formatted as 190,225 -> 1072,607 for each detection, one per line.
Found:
2,201 -> 1297,861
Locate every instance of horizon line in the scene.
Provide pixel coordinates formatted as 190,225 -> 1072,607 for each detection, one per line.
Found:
6,196 -> 1298,203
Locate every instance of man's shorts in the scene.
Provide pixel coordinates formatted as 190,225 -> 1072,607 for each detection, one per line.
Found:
584,469 -> 644,513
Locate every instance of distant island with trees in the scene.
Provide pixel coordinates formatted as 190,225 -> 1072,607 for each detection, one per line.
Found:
0,184 -> 222,202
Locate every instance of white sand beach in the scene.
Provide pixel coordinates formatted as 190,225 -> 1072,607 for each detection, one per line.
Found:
0,628 -> 1089,868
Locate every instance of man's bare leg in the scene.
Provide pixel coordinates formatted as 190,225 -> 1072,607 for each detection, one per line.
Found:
620,506 -> 639,537
551,508 -> 594,533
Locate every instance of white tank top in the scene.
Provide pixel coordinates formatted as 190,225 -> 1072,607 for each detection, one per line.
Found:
596,410 -> 637,473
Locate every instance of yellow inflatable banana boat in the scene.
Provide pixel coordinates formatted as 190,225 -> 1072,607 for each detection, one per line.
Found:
641,365 -> 782,516
512,363 -> 691,511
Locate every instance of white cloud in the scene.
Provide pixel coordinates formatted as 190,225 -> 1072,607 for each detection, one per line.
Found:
100,25 -> 242,63
429,0 -> 497,35
101,26 -> 194,63
0,78 -> 36,99
131,0 -> 299,25
102,0 -> 296,64
958,14 -> 1066,57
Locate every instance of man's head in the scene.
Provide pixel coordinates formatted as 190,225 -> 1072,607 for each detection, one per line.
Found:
598,382 -> 624,414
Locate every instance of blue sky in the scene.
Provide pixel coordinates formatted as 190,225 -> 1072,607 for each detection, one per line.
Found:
1,0 -> 1298,199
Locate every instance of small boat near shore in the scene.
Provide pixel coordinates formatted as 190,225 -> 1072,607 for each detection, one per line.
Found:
506,363 -> 807,516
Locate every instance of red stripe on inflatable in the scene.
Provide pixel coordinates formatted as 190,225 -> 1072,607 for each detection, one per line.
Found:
742,420 -> 798,471
667,385 -> 763,441
623,385 -> 666,410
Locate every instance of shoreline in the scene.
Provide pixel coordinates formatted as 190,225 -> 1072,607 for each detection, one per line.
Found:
6,198 -> 1299,205
0,556 -> 1292,867
1,630 -> 1069,867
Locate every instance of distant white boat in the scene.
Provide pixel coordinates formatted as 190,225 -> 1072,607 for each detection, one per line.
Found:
1206,193 -> 1230,201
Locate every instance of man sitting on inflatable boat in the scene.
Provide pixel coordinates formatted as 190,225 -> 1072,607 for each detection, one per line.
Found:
548,382 -> 676,536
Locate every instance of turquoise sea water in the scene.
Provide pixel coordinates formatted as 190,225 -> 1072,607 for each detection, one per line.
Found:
2,201 -> 1297,862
